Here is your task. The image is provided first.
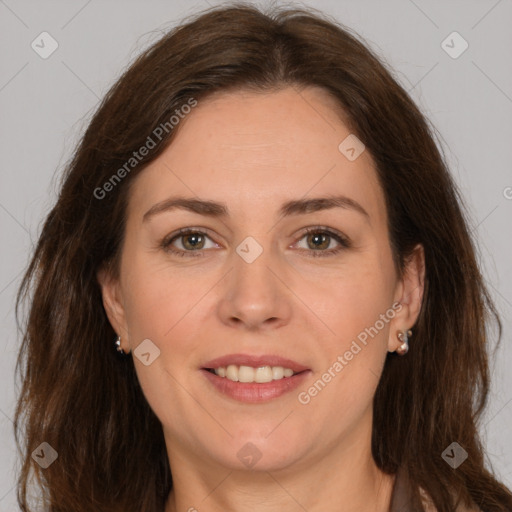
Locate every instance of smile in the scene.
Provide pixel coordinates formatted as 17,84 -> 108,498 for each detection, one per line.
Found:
207,364 -> 297,383
202,368 -> 311,402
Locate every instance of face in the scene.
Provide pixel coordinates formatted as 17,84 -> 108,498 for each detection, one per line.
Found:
98,86 -> 423,474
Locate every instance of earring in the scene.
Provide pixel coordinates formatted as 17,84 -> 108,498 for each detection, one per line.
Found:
396,329 -> 412,355
115,335 -> 125,354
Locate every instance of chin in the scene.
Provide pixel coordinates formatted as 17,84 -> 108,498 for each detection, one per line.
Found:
212,431 -> 310,472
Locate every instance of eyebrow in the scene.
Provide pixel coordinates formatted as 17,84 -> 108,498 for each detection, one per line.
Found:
142,194 -> 370,223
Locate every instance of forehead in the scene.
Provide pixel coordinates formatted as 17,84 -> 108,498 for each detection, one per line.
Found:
126,86 -> 385,224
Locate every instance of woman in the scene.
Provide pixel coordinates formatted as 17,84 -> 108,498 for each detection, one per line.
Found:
14,3 -> 512,511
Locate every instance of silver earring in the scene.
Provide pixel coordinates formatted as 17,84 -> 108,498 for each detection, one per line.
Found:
115,335 -> 125,354
396,329 -> 412,356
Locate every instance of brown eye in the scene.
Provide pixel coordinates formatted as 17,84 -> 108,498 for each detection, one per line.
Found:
161,229 -> 216,257
306,232 -> 331,251
160,226 -> 350,259
181,232 -> 206,250
296,227 -> 351,258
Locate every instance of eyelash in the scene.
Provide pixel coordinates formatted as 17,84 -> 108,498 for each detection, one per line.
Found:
160,226 -> 351,259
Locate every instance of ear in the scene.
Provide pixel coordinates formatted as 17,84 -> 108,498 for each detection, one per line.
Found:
97,263 -> 130,352
388,244 -> 425,353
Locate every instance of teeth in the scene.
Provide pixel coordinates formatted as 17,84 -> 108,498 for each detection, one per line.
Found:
238,365 -> 254,383
255,366 -> 273,383
226,364 -> 238,382
272,366 -> 284,380
213,365 -> 297,383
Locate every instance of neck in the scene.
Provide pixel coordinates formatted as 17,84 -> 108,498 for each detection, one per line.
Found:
164,413 -> 395,512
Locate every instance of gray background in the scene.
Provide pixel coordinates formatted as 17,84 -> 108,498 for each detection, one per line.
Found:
1,0 -> 511,508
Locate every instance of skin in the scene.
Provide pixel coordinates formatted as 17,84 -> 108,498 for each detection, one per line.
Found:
98,86 -> 425,512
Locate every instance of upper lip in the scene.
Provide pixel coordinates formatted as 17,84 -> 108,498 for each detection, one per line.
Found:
202,353 -> 310,373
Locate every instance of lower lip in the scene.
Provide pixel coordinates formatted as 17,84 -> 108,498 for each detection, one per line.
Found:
201,369 -> 311,403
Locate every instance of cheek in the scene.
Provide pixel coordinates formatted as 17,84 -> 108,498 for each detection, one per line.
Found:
300,270 -> 394,428
123,283 -> 172,341
120,257 -> 214,387
298,259 -> 395,418
120,247 -> 199,339
120,264 -> 207,424
305,257 -> 395,349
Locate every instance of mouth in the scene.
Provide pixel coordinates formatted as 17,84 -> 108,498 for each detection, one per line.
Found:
204,365 -> 304,383
200,354 -> 311,403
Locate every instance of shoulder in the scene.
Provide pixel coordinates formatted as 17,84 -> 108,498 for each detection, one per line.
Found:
391,467 -> 482,512
419,486 -> 482,512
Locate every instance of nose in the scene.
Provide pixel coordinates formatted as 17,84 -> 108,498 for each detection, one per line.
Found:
216,241 -> 293,331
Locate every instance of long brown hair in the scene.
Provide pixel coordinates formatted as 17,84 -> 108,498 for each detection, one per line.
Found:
14,3 -> 512,511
